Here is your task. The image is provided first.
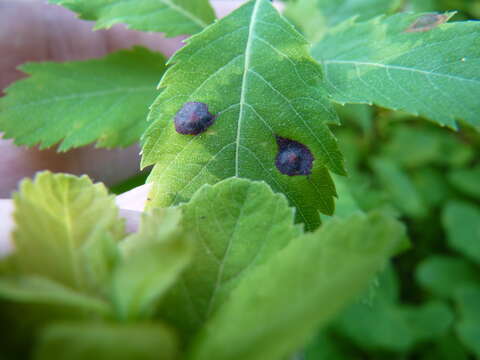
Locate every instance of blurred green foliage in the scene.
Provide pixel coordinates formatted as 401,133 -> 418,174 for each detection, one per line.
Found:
304,100 -> 480,358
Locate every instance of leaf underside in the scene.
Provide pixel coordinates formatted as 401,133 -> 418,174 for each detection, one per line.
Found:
0,47 -> 165,151
142,0 -> 345,230
312,13 -> 480,130
49,0 -> 215,37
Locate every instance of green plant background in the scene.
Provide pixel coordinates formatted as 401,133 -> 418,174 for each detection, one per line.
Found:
0,0 -> 479,359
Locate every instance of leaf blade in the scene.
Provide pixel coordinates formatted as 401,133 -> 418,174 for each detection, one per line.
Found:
188,212 -> 404,360
11,171 -> 124,294
111,208 -> 194,321
142,0 -> 344,230
0,47 -> 166,151
50,0 -> 215,37
312,13 -> 480,129
159,178 -> 302,338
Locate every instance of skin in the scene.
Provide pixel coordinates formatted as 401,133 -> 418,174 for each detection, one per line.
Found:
0,0 -> 283,256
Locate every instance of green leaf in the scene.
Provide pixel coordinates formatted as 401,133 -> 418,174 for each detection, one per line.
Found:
0,276 -> 111,315
285,0 -> 401,42
370,157 -> 426,218
11,172 -> 124,294
416,255 -> 480,298
454,285 -> 480,357
400,301 -> 454,344
159,178 -> 302,338
421,335 -> 470,360
443,201 -> 480,265
412,168 -> 451,209
188,212 -> 404,360
304,331 -> 351,360
0,47 -> 165,151
448,165 -> 480,200
142,0 -> 344,230
381,124 -> 474,168
312,13 -> 480,129
111,208 -> 193,321
336,270 -> 453,352
324,175 -> 363,220
34,322 -> 178,360
50,0 -> 215,37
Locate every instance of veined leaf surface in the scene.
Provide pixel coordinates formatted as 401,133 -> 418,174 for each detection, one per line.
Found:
159,178 -> 302,338
312,13 -> 480,129
142,0 -> 344,230
189,212 -> 404,360
49,0 -> 215,37
11,172 -> 124,293
0,47 -> 165,151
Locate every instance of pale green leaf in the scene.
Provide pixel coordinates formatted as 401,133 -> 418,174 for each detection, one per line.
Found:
142,0 -> 344,230
34,322 -> 178,360
189,212 -> 404,360
111,208 -> 193,321
285,0 -> 402,42
11,172 -> 124,294
0,47 -> 166,151
416,255 -> 480,298
159,178 -> 302,338
454,285 -> 480,357
443,201 -> 480,265
0,276 -> 111,315
50,0 -> 215,37
312,13 -> 480,129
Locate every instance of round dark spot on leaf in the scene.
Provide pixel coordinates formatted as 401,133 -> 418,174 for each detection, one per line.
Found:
275,136 -> 314,176
174,102 -> 216,135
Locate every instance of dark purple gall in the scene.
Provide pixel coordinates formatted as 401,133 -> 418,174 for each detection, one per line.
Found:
275,136 -> 314,176
174,102 -> 216,135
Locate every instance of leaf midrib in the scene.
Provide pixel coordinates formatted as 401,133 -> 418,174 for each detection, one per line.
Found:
3,86 -> 153,112
235,0 -> 261,177
323,59 -> 480,85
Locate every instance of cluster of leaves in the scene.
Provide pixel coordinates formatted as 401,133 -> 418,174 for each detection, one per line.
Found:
301,107 -> 480,359
0,0 -> 479,358
0,172 -> 402,359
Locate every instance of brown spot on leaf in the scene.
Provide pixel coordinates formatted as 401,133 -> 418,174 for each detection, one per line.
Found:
405,13 -> 452,33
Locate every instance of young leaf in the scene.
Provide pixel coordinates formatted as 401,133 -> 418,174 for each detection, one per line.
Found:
0,276 -> 111,315
142,0 -> 344,230
159,178 -> 302,337
11,172 -> 125,293
50,0 -> 215,37
111,208 -> 194,321
0,47 -> 165,151
285,0 -> 402,42
188,212 -> 404,360
443,201 -> 480,265
312,13 -> 480,129
34,322 -> 178,360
